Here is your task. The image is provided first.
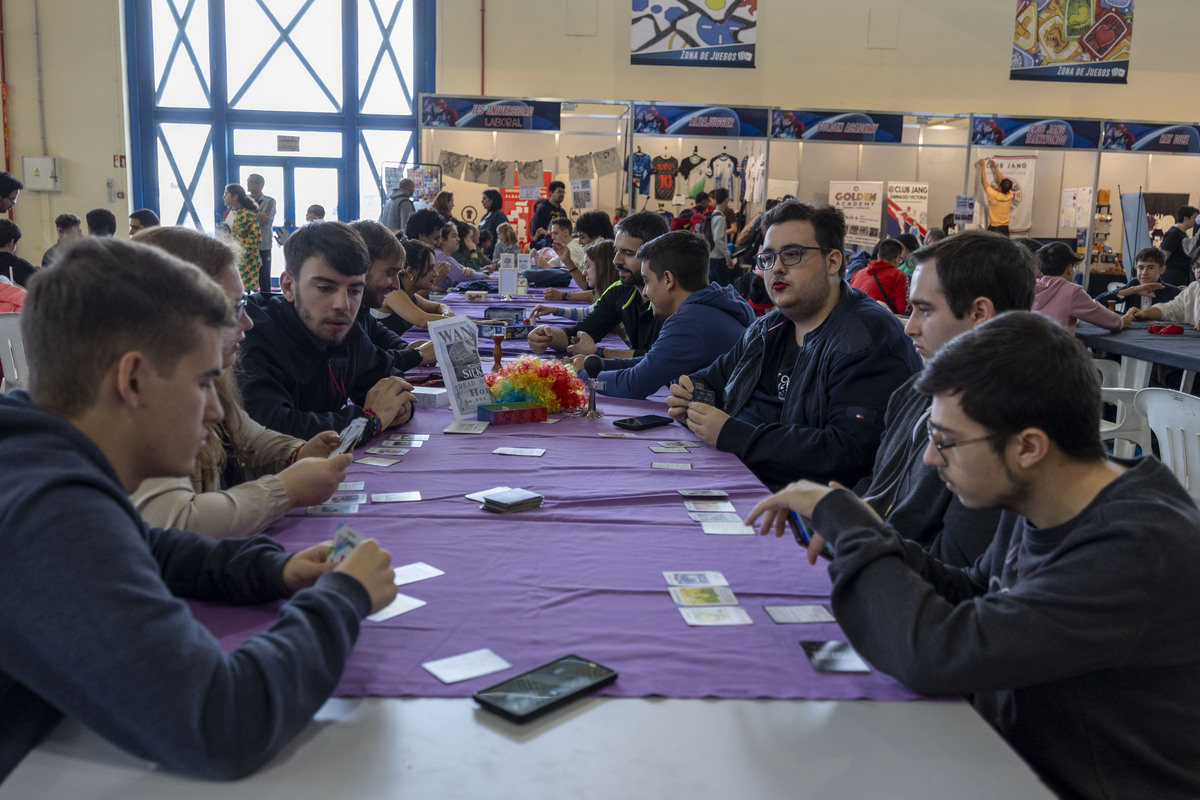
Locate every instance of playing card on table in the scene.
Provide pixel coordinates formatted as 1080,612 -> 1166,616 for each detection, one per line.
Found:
307,503 -> 360,515
493,447 -> 545,457
650,446 -> 690,454
688,511 -> 742,523
338,481 -> 365,491
384,440 -> 421,448
663,570 -> 728,587
679,607 -> 753,626
388,434 -> 430,441
701,521 -> 756,535
677,489 -> 728,498
652,461 -> 692,470
422,648 -> 512,684
371,491 -> 422,503
657,441 -> 700,448
327,523 -> 365,563
597,432 -> 637,438
684,501 -> 736,512
465,486 -> 512,502
444,420 -> 489,434
766,605 -> 836,624
800,641 -> 871,673
327,492 -> 368,505
366,592 -> 426,622
392,562 -> 445,586
669,586 -> 739,606
368,447 -> 409,456
356,456 -> 401,467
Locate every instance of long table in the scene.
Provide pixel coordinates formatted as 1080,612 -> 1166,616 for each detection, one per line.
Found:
1077,320 -> 1200,388
0,388 -> 1055,797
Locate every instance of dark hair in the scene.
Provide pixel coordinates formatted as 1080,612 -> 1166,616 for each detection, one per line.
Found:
1135,246 -> 1165,267
453,219 -> 474,242
615,210 -> 670,246
85,208 -> 118,237
224,184 -> 258,213
405,208 -> 442,241
583,239 -> 617,291
897,233 -> 920,253
1014,237 -> 1042,256
548,180 -> 565,194
283,220 -> 370,277
761,201 -> 846,275
1177,205 -> 1199,222
550,216 -> 572,234
0,219 -> 21,248
637,231 -> 709,292
912,230 -> 1036,317
876,238 -> 904,262
575,210 -> 614,241
713,188 -> 729,205
55,213 -> 81,230
349,219 -> 404,265
0,171 -> 23,196
694,191 -> 710,209
306,204 -> 326,219
130,208 -> 160,228
133,225 -> 238,280
23,238 -> 233,417
403,240 -> 435,282
999,179 -> 1013,194
482,189 -> 503,211
1035,242 -> 1080,278
916,311 -> 1104,461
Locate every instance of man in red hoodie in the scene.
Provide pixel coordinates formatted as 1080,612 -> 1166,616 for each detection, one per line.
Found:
849,237 -> 908,315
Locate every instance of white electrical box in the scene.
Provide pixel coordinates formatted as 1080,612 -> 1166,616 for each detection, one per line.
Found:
22,156 -> 61,192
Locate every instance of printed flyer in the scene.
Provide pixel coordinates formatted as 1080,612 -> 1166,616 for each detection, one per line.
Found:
829,181 -> 884,250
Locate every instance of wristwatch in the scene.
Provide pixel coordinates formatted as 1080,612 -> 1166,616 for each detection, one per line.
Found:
596,346 -> 606,358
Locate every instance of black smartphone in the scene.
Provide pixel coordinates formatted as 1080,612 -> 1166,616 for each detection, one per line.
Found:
612,414 -> 674,431
473,655 -> 618,723
788,511 -> 834,560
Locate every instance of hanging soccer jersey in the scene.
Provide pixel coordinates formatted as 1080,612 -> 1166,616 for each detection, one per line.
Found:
625,152 -> 653,196
652,156 -> 679,201
705,153 -> 740,193
678,153 -> 707,199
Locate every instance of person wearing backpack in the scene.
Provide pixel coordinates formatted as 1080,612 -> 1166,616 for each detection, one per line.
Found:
706,188 -> 734,286
849,237 -> 908,315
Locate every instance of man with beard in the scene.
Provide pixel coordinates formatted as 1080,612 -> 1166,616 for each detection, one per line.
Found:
666,201 -> 918,490
528,210 -> 669,360
347,219 -> 435,369
239,221 -> 416,443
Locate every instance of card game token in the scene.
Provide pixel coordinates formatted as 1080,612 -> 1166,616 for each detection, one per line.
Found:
677,489 -> 729,498
651,461 -> 692,470
306,503 -> 360,515
800,641 -> 871,673
765,605 -> 836,624
371,492 -> 422,503
355,456 -> 401,467
662,570 -> 728,587
669,586 -> 739,606
679,607 -> 753,626
684,501 -> 736,512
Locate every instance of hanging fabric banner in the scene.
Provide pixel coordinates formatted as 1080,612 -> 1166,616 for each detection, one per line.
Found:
886,183 -> 929,240
974,156 -> 1037,234
771,111 -> 904,143
633,103 -> 769,137
421,96 -> 561,131
1102,121 -> 1200,154
631,0 -> 757,68
971,115 -> 1100,149
829,181 -> 884,251
1010,0 -> 1133,84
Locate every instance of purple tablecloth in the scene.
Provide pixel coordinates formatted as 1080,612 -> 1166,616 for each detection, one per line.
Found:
192,396 -> 923,703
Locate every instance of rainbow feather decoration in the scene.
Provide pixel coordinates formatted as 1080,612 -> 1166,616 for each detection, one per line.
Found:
485,355 -> 587,412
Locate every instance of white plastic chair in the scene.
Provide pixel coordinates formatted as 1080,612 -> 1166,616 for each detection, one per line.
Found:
1135,388 -> 1200,504
1095,358 -> 1149,456
0,312 -> 28,392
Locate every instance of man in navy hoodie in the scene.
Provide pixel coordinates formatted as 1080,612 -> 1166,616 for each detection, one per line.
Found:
584,230 -> 753,399
0,238 -> 397,780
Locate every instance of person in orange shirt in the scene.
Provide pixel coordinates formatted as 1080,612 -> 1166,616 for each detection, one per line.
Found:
978,158 -> 1014,237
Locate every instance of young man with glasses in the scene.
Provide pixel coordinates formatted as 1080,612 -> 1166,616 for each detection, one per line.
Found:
747,311 -> 1200,800
851,231 -> 1036,567
666,201 -> 919,490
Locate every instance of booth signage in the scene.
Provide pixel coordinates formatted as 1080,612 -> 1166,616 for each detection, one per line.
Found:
1010,0 -> 1133,85
771,111 -> 903,143
1102,121 -> 1200,154
633,103 -> 769,138
972,116 -> 1100,149
886,183 -> 929,239
830,181 -> 884,251
421,96 -> 562,131
631,0 -> 756,68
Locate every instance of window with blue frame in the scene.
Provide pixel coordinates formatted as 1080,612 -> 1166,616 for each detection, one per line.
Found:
126,0 -> 433,229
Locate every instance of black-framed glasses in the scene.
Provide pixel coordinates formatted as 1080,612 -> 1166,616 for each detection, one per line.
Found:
925,418 -> 1005,466
756,246 -> 830,271
233,292 -> 252,316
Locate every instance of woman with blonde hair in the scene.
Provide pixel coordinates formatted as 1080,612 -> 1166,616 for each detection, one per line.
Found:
130,226 -> 351,539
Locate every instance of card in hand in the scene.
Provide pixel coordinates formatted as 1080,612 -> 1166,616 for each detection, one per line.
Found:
331,417 -> 368,456
327,523 -> 365,563
690,382 -> 717,408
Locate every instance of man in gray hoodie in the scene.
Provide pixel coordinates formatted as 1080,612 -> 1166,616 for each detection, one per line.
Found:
380,178 -> 416,234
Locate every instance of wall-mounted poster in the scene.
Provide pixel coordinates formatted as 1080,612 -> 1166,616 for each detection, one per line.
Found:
829,181 -> 884,251
420,96 -> 561,131
1102,121 -> 1200,154
886,183 -> 929,240
1010,0 -> 1133,84
631,0 -> 756,68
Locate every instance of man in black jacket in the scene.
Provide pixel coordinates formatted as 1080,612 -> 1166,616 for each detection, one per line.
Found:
348,219 -> 434,369
239,221 -> 415,442
528,210 -> 669,359
667,201 -> 919,490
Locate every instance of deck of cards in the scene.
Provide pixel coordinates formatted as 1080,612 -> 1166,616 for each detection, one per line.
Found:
480,487 -> 544,513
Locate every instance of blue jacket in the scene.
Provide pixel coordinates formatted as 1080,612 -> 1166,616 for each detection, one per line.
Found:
596,283 -> 754,399
690,284 -> 920,491
0,391 -> 370,780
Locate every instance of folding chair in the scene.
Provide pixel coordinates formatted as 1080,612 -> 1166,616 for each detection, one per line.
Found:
1135,388 -> 1200,504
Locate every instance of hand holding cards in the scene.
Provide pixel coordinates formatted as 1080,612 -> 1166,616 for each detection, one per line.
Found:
325,524 -> 397,614
331,417 -> 368,456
